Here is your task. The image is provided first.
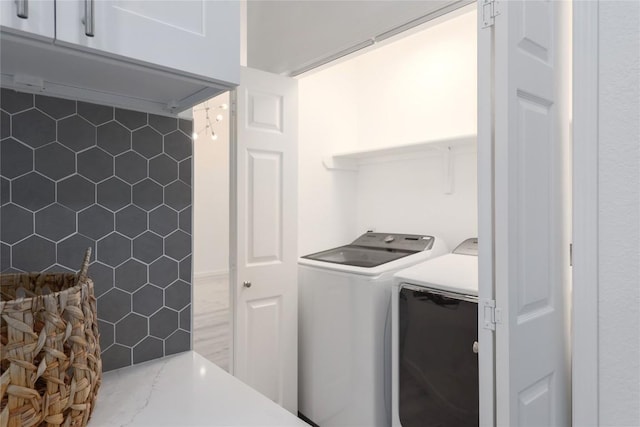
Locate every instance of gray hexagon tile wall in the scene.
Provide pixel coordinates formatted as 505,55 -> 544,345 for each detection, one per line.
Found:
0,88 -> 193,371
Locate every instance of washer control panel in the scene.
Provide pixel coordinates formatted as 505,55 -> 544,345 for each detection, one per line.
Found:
351,233 -> 434,252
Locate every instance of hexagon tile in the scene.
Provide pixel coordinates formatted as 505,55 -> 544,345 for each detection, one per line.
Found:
1,89 -> 193,371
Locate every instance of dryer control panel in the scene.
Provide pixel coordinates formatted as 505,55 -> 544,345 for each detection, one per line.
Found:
453,238 -> 478,256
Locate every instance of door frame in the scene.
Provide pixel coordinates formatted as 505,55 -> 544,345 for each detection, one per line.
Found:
228,89 -> 238,377
220,2 -> 599,423
477,2 -> 496,425
571,1 -> 599,424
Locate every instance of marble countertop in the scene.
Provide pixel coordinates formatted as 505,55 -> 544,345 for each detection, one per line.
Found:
89,351 -> 308,426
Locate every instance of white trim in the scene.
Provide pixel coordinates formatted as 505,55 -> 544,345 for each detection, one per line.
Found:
477,1 -> 495,425
324,135 -> 476,168
572,1 -> 599,425
240,0 -> 247,67
291,1 -> 475,78
228,88 -> 239,377
193,270 -> 230,285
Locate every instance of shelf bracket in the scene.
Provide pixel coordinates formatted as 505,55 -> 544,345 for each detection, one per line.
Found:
322,156 -> 358,172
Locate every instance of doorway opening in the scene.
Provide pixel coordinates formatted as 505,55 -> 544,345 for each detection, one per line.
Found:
192,92 -> 231,371
191,5 -> 478,377
190,2 -> 573,424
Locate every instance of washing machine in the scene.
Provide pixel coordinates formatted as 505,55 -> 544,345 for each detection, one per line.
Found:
391,238 -> 479,427
298,232 -> 448,427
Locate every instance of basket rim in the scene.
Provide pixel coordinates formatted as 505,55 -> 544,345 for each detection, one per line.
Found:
0,275 -> 94,309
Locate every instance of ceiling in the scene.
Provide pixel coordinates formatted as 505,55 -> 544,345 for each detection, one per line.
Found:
247,0 -> 471,76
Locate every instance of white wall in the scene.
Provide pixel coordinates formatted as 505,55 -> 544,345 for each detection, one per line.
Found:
354,10 -> 477,150
355,10 -> 477,249
193,92 -> 230,276
597,1 -> 640,424
298,9 -> 477,253
298,61 -> 359,255
356,147 -> 477,249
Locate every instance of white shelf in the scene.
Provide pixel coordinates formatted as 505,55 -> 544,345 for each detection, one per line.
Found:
322,134 -> 476,171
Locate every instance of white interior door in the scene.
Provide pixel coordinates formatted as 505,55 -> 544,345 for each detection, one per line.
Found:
230,67 -> 298,413
493,1 -> 571,425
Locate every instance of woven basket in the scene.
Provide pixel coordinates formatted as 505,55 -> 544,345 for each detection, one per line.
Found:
0,249 -> 102,427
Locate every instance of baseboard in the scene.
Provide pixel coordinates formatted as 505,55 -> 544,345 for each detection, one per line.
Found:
194,270 -> 229,286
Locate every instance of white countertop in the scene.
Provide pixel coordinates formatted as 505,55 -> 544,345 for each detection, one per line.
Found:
89,351 -> 308,426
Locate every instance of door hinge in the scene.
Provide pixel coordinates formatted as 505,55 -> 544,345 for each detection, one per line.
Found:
481,299 -> 502,331
481,0 -> 500,29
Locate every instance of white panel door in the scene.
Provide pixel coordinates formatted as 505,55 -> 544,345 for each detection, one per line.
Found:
231,67 -> 298,413
494,1 -> 571,425
0,0 -> 54,40
55,0 -> 239,84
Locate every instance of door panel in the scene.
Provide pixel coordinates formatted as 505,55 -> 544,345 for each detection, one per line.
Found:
246,296 -> 282,402
232,67 -> 298,413
0,0 -> 54,41
515,96 -> 553,319
517,375 -> 552,426
247,92 -> 283,132
247,150 -> 282,264
55,0 -> 239,84
494,1 -> 570,425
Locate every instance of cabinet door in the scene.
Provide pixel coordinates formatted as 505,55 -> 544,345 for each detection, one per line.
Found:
55,0 -> 239,85
0,0 -> 54,40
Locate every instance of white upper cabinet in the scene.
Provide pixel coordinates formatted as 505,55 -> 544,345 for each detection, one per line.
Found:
55,0 -> 238,84
0,0 -> 54,40
0,0 -> 239,115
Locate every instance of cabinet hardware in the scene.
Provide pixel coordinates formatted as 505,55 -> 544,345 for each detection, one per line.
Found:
16,0 -> 28,19
569,243 -> 573,266
243,281 -> 252,288
84,0 -> 95,37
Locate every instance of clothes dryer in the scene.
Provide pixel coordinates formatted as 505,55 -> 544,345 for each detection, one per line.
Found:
392,238 -> 479,427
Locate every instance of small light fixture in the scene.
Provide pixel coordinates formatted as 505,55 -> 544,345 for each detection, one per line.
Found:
192,100 -> 226,141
